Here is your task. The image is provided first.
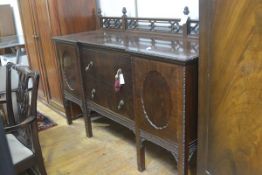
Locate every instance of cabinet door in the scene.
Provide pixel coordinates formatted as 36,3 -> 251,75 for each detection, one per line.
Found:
133,57 -> 185,142
55,42 -> 82,98
81,48 -> 133,119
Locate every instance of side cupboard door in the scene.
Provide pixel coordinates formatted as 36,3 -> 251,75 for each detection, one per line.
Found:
198,0 -> 262,175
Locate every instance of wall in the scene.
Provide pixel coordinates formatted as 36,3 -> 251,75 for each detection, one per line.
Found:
1,0 -> 199,35
98,0 -> 199,19
0,0 -> 23,36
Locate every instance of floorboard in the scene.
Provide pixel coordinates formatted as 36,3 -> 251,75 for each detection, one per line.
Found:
38,102 -> 193,175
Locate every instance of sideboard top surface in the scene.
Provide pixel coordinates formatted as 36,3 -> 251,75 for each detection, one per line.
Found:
53,30 -> 199,64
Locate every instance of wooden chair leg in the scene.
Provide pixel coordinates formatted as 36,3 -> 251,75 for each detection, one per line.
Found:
84,109 -> 93,138
27,168 -> 35,175
136,134 -> 145,172
63,99 -> 72,125
32,124 -> 47,175
35,156 -> 47,175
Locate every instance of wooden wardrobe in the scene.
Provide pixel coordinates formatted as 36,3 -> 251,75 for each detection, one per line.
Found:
198,0 -> 262,175
18,0 -> 96,112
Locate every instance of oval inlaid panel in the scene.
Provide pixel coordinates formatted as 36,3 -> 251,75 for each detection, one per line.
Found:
141,71 -> 172,130
62,51 -> 76,91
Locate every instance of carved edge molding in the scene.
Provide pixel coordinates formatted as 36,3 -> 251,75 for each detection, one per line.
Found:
96,7 -> 199,37
180,66 -> 187,175
87,101 -> 135,132
140,129 -> 197,164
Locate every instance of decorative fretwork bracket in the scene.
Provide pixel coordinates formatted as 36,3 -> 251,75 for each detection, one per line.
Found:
96,6 -> 199,38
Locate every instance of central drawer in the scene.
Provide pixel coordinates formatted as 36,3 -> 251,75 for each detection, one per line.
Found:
80,47 -> 133,120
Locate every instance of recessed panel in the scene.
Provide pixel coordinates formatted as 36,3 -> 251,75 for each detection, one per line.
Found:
62,51 -> 77,91
141,71 -> 172,130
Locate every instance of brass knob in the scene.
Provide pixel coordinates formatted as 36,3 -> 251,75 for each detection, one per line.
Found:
85,61 -> 94,71
117,100 -> 124,110
91,88 -> 96,99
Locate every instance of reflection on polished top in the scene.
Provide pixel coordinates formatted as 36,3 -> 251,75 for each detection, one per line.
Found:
53,30 -> 199,64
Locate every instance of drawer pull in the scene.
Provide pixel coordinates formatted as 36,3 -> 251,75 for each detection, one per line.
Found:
91,88 -> 96,99
85,61 -> 93,71
117,100 -> 125,110
114,68 -> 125,92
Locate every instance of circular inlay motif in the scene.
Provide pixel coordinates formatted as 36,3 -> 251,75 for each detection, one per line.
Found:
62,51 -> 76,91
141,71 -> 172,130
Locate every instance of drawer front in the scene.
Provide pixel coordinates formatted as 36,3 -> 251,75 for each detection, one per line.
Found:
56,42 -> 81,98
133,57 -> 185,142
81,47 -> 133,119
84,79 -> 109,109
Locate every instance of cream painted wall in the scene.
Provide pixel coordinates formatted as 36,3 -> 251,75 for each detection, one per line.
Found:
98,0 -> 199,19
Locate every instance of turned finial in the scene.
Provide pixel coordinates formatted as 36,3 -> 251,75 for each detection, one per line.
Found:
122,7 -> 127,16
96,8 -> 102,29
122,7 -> 127,31
182,6 -> 190,38
183,6 -> 189,15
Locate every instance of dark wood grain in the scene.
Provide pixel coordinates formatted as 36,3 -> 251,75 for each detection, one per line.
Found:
198,0 -> 262,175
142,70 -> 171,127
48,0 -> 96,36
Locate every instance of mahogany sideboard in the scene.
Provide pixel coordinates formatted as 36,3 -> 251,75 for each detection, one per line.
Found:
53,9 -> 199,175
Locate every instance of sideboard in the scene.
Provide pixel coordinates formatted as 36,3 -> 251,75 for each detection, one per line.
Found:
53,8 -> 199,175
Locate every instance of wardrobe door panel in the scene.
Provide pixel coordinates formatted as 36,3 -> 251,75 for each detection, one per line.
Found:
34,0 -> 63,106
18,0 -> 48,100
52,0 -> 96,35
198,0 -> 262,175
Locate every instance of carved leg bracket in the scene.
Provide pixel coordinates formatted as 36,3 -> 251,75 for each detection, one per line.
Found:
171,150 -> 179,164
188,141 -> 197,162
171,141 -> 197,164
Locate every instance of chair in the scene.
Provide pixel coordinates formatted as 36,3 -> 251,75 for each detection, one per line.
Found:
3,62 -> 47,175
0,114 -> 15,175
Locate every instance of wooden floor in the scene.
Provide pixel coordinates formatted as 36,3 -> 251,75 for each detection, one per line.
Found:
38,102 -> 195,175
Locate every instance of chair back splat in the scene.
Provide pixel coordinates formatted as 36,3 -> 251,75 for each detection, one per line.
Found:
6,63 -> 39,125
